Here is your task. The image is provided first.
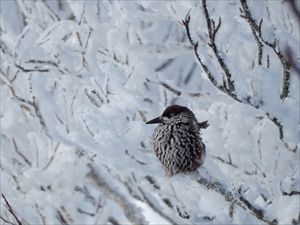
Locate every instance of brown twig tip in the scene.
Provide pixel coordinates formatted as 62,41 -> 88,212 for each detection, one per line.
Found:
182,9 -> 195,46
182,9 -> 191,26
258,18 -> 263,31
184,8 -> 192,22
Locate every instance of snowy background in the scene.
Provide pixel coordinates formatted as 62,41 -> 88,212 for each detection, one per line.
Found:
1,0 -> 299,224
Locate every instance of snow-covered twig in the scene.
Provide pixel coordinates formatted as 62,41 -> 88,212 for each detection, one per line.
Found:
279,177 -> 300,196
201,0 -> 235,95
182,5 -> 287,140
42,142 -> 60,171
266,113 -> 283,140
12,138 -> 31,167
240,0 -> 292,100
183,10 -> 238,101
137,186 -> 179,225
175,204 -> 190,219
15,63 -> 49,73
87,164 -> 147,225
146,78 -> 218,99
239,7 -> 263,65
125,150 -> 147,165
188,171 -> 278,225
212,154 -> 238,169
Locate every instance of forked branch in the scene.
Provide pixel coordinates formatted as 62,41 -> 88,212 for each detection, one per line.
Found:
240,0 -> 292,100
182,4 -> 285,139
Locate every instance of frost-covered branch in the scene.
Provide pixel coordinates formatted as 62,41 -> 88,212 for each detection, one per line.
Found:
212,154 -> 238,169
182,3 -> 290,140
183,10 -> 259,106
188,172 -> 278,225
279,177 -> 300,196
137,186 -> 179,225
146,78 -> 217,99
42,142 -> 60,171
240,0 -> 292,100
240,8 -> 263,65
87,164 -> 147,225
15,63 -> 49,73
202,0 -> 235,95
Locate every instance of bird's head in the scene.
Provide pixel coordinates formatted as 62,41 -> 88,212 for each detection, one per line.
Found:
146,105 -> 196,125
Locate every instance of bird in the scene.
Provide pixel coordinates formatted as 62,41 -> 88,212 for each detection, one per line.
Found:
146,105 -> 209,177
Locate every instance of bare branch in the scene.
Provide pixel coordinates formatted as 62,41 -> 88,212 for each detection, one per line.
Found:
15,63 -> 49,73
182,9 -> 195,46
32,96 -> 47,131
146,78 -> 210,98
125,150 -> 147,165
42,142 -> 60,171
202,0 -> 235,94
240,0 -> 292,99
161,82 -> 181,96
266,113 -> 283,139
1,194 -> 23,225
12,138 -> 31,167
213,154 -> 238,169
182,3 -> 285,139
85,28 -> 92,49
229,200 -> 237,219
82,117 -> 95,137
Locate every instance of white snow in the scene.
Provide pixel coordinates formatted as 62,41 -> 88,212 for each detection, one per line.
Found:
1,0 -> 299,224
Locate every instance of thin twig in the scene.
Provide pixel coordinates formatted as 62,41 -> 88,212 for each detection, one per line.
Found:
202,0 -> 235,94
125,150 -> 147,165
15,63 -> 49,73
266,113 -> 283,139
182,6 -> 284,139
42,142 -> 60,171
240,0 -> 292,100
12,138 -> 31,166
32,96 -> 46,131
1,194 -> 23,225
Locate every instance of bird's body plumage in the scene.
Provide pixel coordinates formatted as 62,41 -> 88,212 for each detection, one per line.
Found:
146,105 -> 208,177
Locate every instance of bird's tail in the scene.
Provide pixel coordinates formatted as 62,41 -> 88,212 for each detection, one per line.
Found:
198,120 -> 209,129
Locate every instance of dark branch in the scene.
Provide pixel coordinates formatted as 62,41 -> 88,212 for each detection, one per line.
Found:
182,9 -> 195,46
15,63 -> 49,73
182,3 -> 285,140
202,0 -> 235,94
266,113 -> 283,139
1,194 -> 23,225
240,0 -> 292,100
32,96 -> 47,131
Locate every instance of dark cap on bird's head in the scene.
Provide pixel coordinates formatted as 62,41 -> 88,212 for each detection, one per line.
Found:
146,105 -> 193,124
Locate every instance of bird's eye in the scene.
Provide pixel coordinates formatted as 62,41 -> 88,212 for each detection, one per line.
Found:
166,113 -> 174,118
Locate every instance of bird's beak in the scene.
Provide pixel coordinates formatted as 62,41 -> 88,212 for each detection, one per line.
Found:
145,116 -> 162,124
